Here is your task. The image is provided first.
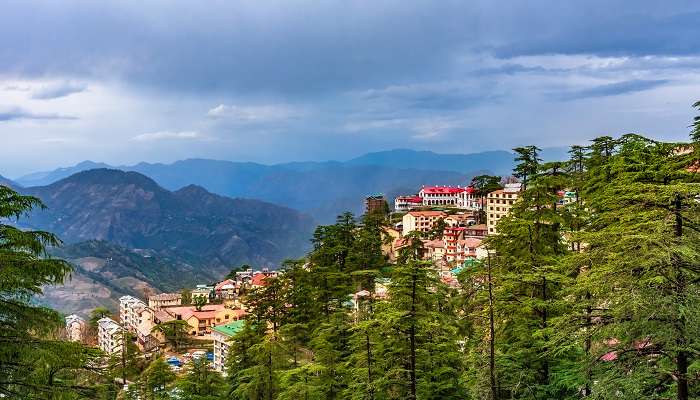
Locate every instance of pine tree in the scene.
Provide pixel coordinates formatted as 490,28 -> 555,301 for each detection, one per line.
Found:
484,148 -> 577,398
561,135 -> 700,399
141,357 -> 176,400
176,357 -> 226,400
690,101 -> 700,143
0,185 -> 107,399
375,258 -> 464,399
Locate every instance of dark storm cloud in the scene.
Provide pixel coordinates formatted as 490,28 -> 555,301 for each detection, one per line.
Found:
1,1 -> 699,95
1,0 -> 699,177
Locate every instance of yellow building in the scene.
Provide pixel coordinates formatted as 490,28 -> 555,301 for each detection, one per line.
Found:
486,183 -> 522,234
402,210 -> 447,236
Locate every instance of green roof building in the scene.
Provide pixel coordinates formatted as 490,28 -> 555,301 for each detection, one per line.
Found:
211,320 -> 245,372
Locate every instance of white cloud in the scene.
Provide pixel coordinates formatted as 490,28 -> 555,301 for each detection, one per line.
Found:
206,103 -> 294,122
32,81 -> 88,99
132,130 -> 202,141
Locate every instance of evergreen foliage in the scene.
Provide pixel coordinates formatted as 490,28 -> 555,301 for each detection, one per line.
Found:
0,185 -> 109,399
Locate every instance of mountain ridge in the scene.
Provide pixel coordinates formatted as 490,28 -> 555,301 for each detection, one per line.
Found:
21,168 -> 315,269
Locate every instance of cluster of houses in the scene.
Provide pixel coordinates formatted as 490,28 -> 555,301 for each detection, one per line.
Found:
68,269 -> 276,372
383,182 -> 526,286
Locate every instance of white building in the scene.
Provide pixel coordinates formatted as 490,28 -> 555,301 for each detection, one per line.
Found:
211,320 -> 245,372
65,314 -> 86,342
457,187 -> 480,210
394,195 -> 424,212
120,295 -> 159,351
418,186 -> 465,207
119,295 -> 147,330
97,317 -> 125,354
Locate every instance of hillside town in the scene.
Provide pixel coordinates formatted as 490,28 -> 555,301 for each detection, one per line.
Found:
63,268 -> 277,373
62,178 -> 537,377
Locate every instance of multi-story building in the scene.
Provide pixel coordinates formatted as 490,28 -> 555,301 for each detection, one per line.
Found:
457,186 -> 480,210
443,225 -> 465,262
148,293 -> 182,309
424,239 -> 446,261
364,194 -> 386,214
120,295 -> 159,351
212,320 -> 246,372
119,296 -> 148,329
418,186 -> 465,207
191,285 -> 213,304
486,183 -> 522,234
402,210 -> 447,236
464,224 -> 487,238
394,195 -> 424,212
97,317 -> 125,354
65,314 -> 86,342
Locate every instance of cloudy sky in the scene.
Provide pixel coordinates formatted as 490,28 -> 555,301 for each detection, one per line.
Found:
2,0 -> 700,177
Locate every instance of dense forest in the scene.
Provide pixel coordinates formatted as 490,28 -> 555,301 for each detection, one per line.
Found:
2,104 -> 699,399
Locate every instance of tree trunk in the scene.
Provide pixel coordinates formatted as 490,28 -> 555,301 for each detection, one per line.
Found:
366,330 -> 374,400
487,253 -> 498,400
409,265 -> 417,400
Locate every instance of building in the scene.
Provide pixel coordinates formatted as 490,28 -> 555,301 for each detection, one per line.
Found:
65,314 -> 86,342
443,225 -> 465,262
165,304 -> 247,336
394,195 -> 423,212
120,295 -> 160,352
212,320 -> 246,372
214,279 -> 239,301
457,186 -> 480,210
148,293 -> 182,309
364,194 -> 386,215
424,239 -> 446,261
464,224 -> 487,238
402,210 -> 447,236
486,183 -> 522,234
119,296 -> 147,329
191,285 -> 213,304
418,186 -> 465,207
444,212 -> 476,227
97,317 -> 125,354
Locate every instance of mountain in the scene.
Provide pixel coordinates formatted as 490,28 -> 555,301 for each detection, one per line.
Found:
21,169 -> 315,272
14,154 -> 490,223
127,160 -> 473,221
42,240 -> 217,316
0,174 -> 18,187
16,160 -> 111,187
346,149 -> 516,175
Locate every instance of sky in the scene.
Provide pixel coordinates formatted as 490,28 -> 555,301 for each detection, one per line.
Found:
2,0 -> 700,177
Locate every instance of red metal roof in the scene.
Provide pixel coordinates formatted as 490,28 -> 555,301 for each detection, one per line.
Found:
397,195 -> 423,203
421,186 -> 465,194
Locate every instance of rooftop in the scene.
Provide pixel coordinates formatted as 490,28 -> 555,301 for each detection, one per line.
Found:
420,186 -> 465,194
396,195 -> 423,203
212,320 -> 245,337
406,210 -> 447,217
149,293 -> 182,301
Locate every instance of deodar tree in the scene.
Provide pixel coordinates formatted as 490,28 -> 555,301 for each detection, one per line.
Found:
0,185 -> 108,399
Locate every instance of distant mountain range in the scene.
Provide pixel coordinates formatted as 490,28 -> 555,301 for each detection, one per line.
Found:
12,148 -> 572,222
0,174 -> 18,187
